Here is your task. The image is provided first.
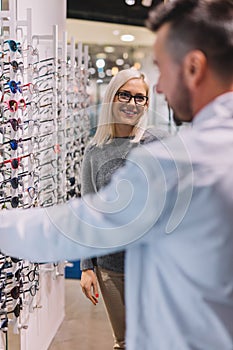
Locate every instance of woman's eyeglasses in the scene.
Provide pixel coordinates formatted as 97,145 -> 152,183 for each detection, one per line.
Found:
116,91 -> 148,106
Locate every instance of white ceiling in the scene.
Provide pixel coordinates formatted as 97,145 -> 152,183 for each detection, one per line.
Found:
66,18 -> 155,47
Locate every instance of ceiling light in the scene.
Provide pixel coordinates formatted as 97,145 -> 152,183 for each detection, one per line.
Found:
120,34 -> 135,42
116,58 -> 124,66
112,67 -> 119,76
96,58 -> 105,68
104,46 -> 115,53
96,53 -> 107,59
89,67 -> 96,75
125,0 -> 136,5
141,0 -> 152,6
106,69 -> 113,77
113,30 -> 120,36
133,62 -> 141,70
98,72 -> 105,78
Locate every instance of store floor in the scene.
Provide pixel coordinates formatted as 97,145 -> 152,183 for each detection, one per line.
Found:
48,279 -> 113,350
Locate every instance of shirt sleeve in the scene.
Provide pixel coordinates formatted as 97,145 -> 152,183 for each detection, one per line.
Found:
0,144 -> 166,263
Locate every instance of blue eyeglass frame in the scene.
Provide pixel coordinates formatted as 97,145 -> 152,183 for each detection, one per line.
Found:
4,40 -> 21,53
6,80 -> 22,94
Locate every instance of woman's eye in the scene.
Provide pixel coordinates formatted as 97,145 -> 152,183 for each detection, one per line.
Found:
135,96 -> 144,102
121,92 -> 130,98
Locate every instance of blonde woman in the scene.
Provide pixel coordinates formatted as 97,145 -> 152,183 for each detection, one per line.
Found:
80,68 -> 166,349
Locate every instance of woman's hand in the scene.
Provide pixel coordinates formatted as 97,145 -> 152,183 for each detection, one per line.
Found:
80,269 -> 99,305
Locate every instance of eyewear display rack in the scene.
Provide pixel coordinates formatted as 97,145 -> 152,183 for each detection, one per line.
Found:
0,1 -> 91,349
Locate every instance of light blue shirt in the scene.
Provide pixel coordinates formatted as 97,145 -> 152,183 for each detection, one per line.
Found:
0,92 -> 233,349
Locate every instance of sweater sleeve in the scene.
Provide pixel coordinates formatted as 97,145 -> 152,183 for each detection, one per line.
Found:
142,127 -> 170,144
80,144 -> 96,270
81,144 -> 96,196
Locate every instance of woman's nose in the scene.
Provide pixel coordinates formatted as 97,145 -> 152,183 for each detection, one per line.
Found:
128,97 -> 137,106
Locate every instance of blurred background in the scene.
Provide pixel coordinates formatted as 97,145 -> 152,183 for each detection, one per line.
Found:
66,0 -> 171,130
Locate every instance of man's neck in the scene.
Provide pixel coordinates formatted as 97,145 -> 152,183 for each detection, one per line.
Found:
192,74 -> 233,118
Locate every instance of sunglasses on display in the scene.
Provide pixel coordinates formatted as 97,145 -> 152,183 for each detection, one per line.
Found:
1,136 -> 32,151
4,98 -> 27,113
0,170 -> 36,190
0,260 -> 12,272
0,317 -> 8,331
9,177 -> 22,189
0,117 -> 22,132
4,284 -> 22,300
1,42 -> 39,60
67,188 -> 77,199
1,302 -> 21,318
5,175 -> 22,189
9,176 -> 24,189
116,91 -> 148,106
3,59 -> 53,76
3,40 -> 22,53
4,80 -> 50,96
3,60 -> 24,74
0,291 -> 22,306
0,180 -> 37,201
1,268 -> 21,282
5,80 -> 22,94
0,195 -> 23,209
0,153 -> 31,170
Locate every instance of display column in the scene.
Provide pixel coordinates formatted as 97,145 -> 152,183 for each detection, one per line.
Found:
17,1 -> 66,350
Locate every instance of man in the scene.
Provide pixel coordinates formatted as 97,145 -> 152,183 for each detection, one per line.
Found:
0,0 -> 233,349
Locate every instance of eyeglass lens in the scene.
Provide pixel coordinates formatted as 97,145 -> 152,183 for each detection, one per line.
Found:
117,91 -> 148,105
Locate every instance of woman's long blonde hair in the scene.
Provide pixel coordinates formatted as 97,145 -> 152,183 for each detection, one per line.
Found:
92,68 -> 149,146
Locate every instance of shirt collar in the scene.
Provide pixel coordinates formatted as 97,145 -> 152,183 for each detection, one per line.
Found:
192,91 -> 233,127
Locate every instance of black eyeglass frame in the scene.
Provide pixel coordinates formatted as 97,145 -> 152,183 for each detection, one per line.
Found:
115,91 -> 148,106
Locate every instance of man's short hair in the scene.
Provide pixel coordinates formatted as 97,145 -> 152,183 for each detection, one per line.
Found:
146,0 -> 233,81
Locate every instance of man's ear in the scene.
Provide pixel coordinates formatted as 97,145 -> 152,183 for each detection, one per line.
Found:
183,50 -> 207,89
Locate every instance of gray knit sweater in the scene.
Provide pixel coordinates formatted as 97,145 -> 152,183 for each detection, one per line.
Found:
80,127 -> 168,273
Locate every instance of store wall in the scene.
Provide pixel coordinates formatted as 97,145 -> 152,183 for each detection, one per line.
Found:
17,0 -> 66,39
16,0 -> 66,59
